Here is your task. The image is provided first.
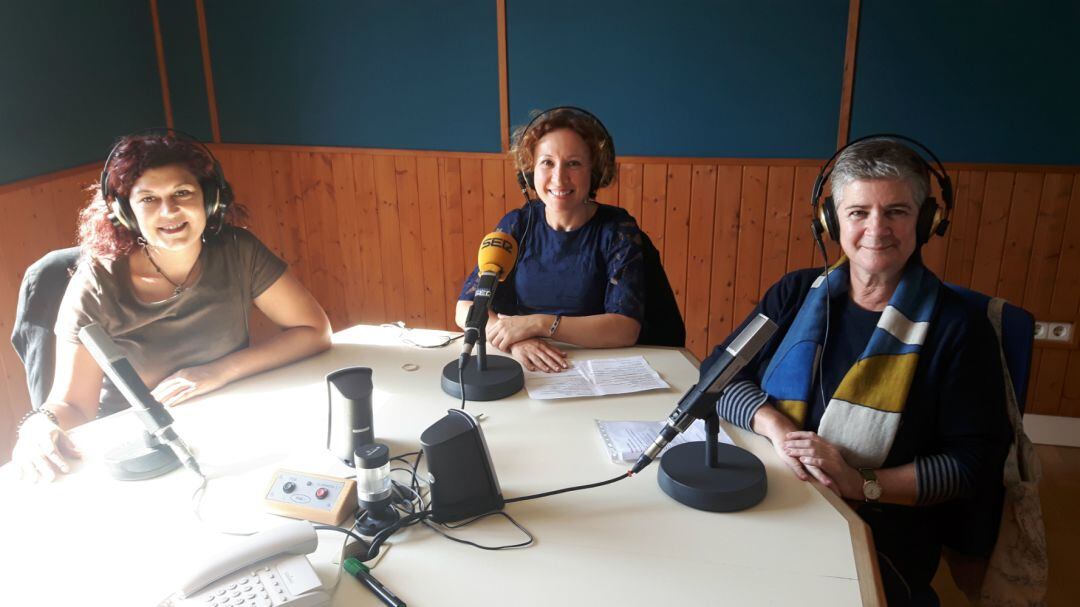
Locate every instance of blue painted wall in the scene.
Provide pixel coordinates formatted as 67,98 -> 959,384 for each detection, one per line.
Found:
507,0 -> 848,159
158,0 -> 213,141
4,0 -> 1079,185
202,0 -> 501,151
0,1 -> 164,184
852,0 -> 1080,164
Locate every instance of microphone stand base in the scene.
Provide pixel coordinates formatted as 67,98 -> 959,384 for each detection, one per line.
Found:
441,356 -> 524,401
103,431 -> 182,481
657,442 -> 767,512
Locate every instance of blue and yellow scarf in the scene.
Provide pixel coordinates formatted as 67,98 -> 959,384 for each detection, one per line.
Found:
761,259 -> 939,468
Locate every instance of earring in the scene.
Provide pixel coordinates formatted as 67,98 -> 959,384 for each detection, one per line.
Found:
136,235 -> 148,247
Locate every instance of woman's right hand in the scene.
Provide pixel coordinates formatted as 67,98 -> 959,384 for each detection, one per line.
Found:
11,413 -> 81,483
509,338 -> 569,373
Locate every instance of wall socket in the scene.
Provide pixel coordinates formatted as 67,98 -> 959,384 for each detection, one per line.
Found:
1034,321 -> 1074,343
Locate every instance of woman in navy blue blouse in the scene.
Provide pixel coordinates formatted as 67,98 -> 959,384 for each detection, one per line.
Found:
456,108 -> 646,373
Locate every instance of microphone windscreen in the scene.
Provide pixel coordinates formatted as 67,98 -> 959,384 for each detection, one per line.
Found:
477,231 -> 518,280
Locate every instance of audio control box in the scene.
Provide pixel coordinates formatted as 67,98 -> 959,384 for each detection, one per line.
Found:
263,468 -> 358,526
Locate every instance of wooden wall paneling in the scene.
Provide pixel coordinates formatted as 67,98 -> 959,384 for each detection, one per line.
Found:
459,158 -> 486,276
329,153 -> 364,327
597,167 -> 619,206
300,153 -> 349,330
268,151 -> 305,273
707,165 -> 743,348
968,172 -> 1016,295
502,159 -> 522,217
684,165 -> 718,359
416,156 -> 449,330
640,163 -> 668,256
481,159 -> 506,233
438,157 -> 466,328
954,171 -> 989,288
1060,351 -> 1080,417
943,171 -> 976,285
663,165 -> 692,316
760,166 -> 794,293
1048,174 -> 1080,323
785,166 -> 819,273
246,150 -> 285,259
618,163 -> 643,223
350,154 -> 387,324
995,172 -> 1044,304
393,156 -> 427,328
1022,173 -> 1073,318
734,166 -> 768,323
1033,349 -> 1068,415
372,155 -> 406,323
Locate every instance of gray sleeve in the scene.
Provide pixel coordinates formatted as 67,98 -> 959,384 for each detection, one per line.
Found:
716,379 -> 770,431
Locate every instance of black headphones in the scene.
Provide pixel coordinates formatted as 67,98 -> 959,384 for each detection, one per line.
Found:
101,128 -> 233,236
811,133 -> 952,246
514,106 -> 616,201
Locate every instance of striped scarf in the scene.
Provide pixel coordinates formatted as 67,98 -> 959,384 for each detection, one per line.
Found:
760,259 -> 939,468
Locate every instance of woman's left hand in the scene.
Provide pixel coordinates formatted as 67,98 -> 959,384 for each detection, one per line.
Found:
487,313 -> 544,351
151,363 -> 231,407
782,431 -> 864,499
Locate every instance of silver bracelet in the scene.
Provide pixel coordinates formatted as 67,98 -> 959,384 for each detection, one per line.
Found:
548,314 -> 562,337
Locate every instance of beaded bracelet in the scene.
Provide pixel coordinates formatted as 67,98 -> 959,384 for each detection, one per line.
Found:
16,408 -> 60,435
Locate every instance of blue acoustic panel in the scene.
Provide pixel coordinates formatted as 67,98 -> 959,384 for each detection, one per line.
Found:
158,0 -> 213,141
0,1 -> 164,184
204,0 -> 501,152
507,0 -> 849,159
852,0 -> 1080,164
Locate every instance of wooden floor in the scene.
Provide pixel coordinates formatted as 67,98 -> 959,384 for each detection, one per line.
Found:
933,444 -> 1080,605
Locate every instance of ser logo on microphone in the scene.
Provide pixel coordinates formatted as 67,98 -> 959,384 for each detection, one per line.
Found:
480,236 -> 514,253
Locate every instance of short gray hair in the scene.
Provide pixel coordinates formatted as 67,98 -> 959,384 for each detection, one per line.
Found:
830,138 -> 930,207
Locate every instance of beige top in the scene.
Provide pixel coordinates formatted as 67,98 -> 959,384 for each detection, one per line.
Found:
54,228 -> 286,416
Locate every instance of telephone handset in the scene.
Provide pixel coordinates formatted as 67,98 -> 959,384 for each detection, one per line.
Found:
168,520 -> 330,607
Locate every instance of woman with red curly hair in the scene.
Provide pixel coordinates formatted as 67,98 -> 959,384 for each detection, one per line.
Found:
12,133 -> 331,482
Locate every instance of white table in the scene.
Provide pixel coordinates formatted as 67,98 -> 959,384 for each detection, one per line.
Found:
0,325 -> 881,606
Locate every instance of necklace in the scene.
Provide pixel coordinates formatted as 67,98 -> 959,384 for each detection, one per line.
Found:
143,246 -> 199,297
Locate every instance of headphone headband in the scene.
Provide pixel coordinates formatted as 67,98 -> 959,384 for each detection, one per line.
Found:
811,133 -> 953,245
514,106 -> 616,200
101,127 -> 232,236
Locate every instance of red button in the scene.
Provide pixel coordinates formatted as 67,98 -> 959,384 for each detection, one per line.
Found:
315,488 -> 329,499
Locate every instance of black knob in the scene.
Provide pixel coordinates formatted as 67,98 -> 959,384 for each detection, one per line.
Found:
282,481 -> 296,494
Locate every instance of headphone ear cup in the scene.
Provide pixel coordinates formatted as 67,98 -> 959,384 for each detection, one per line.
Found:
524,171 -> 534,190
109,198 -> 139,234
916,197 -> 940,244
822,196 -> 841,242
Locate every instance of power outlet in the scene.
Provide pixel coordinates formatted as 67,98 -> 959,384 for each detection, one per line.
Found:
1034,322 -> 1048,340
1047,322 -> 1074,343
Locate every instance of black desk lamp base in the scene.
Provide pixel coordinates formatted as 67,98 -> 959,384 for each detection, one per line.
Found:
657,441 -> 767,512
440,355 -> 524,401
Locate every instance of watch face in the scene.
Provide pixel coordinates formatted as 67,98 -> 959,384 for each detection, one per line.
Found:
863,481 -> 883,501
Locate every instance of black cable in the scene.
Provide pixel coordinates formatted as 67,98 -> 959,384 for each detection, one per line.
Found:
422,511 -> 534,551
361,510 -> 432,561
504,471 -> 631,504
814,231 -> 833,412
459,364 -> 466,410
314,524 -> 371,550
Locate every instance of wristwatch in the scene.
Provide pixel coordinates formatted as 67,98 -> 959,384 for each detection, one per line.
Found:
859,468 -> 882,502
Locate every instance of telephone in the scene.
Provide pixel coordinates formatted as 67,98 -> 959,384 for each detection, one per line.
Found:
166,520 -> 330,607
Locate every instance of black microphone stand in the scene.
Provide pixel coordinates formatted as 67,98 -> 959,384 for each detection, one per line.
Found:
440,313 -> 524,401
657,409 -> 767,512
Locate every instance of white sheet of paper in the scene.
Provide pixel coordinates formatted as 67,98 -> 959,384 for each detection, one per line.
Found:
594,419 -> 733,463
524,356 -> 670,400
